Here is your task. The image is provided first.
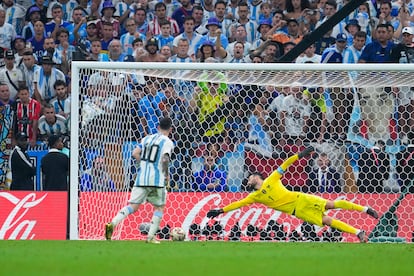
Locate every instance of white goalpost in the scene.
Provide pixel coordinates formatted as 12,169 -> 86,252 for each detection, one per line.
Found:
70,62 -> 414,242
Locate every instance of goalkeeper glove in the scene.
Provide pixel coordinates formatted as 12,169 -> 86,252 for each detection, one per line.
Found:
298,146 -> 315,159
207,209 -> 224,218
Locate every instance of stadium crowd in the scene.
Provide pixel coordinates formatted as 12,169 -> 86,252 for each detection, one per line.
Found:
0,0 -> 413,193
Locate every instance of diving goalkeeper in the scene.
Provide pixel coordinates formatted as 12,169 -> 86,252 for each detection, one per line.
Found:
207,146 -> 379,242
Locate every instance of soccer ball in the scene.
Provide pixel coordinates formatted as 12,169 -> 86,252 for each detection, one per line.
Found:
171,227 -> 186,241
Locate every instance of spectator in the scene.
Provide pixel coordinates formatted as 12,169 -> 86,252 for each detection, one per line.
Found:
21,49 -> 40,97
342,31 -> 367,64
284,18 -> 303,45
101,39 -> 134,62
359,24 -> 395,63
212,0 -> 233,38
11,36 -> 27,66
41,134 -> 69,191
148,2 -> 180,36
303,87 -> 327,142
395,132 -> 414,193
80,156 -> 116,191
1,0 -> 26,35
42,36 -> 64,70
356,2 -> 377,38
49,79 -> 70,118
223,41 -> 249,63
47,0 -> 78,22
25,0 -> 48,24
226,24 -> 251,56
315,0 -> 344,38
0,50 -> 25,100
314,29 -> 335,55
96,1 -> 120,39
192,154 -> 227,192
171,0 -> 193,33
13,86 -> 41,146
295,44 -> 321,63
160,45 -> 172,59
196,39 -> 226,62
22,7 -> 43,40
0,9 -> 17,50
257,2 -> 273,22
357,140 -> 390,193
266,10 -> 288,37
77,20 -> 99,55
120,18 -> 146,56
44,4 -> 71,40
251,19 -> 272,51
136,38 -> 168,62
189,74 -> 229,144
280,84 -> 311,147
389,26 -> 414,140
10,132 -> 36,190
27,20 -> 47,62
137,77 -> 166,136
55,28 -> 76,75
344,19 -> 369,47
172,16 -> 202,57
377,1 -> 398,33
155,20 -> 175,49
100,21 -> 115,52
228,2 -> 257,43
33,55 -> 66,105
169,38 -> 194,62
37,103 -> 68,142
285,0 -> 311,20
321,33 -> 347,63
133,7 -> 149,36
131,37 -> 146,59
193,5 -> 206,35
195,17 -> 229,57
85,38 -> 103,61
67,6 -> 87,45
0,83 -> 14,189
307,152 -> 341,193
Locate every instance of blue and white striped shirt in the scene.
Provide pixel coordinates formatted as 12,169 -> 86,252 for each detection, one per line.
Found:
136,133 -> 174,187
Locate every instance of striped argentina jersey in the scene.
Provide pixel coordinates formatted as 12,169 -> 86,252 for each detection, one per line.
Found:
136,133 -> 174,187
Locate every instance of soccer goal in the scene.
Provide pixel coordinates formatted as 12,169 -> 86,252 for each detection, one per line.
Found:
70,62 -> 414,242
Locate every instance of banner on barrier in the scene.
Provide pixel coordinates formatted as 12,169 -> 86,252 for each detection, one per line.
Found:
79,192 -> 414,242
0,192 -> 67,240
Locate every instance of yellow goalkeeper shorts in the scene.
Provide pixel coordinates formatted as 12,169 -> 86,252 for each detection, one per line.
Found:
294,193 -> 328,227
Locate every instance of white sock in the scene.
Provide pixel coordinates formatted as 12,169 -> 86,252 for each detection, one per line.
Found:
147,211 -> 163,240
112,206 -> 134,226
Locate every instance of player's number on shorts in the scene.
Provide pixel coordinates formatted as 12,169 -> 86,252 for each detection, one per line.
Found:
141,145 -> 160,163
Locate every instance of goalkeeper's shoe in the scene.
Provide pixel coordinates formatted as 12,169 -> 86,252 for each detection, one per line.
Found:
105,223 -> 113,240
146,237 -> 161,244
366,207 -> 379,219
357,230 -> 368,243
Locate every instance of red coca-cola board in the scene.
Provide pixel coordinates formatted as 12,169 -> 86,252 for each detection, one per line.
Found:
0,192 -> 67,240
79,192 -> 414,242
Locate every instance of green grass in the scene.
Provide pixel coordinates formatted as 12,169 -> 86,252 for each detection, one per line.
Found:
1,241 -> 413,276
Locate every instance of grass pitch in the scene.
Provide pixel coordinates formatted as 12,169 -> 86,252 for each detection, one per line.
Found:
1,241 -> 413,276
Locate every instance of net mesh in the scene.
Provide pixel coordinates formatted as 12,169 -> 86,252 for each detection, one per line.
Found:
74,64 -> 414,242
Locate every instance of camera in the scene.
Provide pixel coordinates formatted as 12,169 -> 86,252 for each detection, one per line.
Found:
306,9 -> 317,15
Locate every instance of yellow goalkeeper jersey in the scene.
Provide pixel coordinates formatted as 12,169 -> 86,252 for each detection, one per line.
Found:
222,155 -> 301,215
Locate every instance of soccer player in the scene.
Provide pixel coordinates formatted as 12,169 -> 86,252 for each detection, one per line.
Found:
105,117 -> 174,243
207,146 -> 379,242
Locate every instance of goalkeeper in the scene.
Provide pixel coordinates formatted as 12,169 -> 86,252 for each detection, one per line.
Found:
207,146 -> 379,242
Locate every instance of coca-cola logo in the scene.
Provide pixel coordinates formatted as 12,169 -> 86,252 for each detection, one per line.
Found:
0,193 -> 47,239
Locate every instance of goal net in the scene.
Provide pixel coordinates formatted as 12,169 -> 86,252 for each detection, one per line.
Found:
70,62 -> 414,243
